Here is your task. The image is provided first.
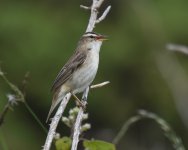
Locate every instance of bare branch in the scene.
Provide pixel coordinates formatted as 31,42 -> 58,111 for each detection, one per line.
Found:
96,6 -> 111,24
166,43 -> 188,55
71,81 -> 110,150
71,102 -> 87,150
43,93 -> 71,150
90,81 -> 110,89
80,5 -> 90,10
71,87 -> 89,150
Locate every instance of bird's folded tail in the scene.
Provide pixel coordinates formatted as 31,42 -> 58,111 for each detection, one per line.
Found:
46,94 -> 65,123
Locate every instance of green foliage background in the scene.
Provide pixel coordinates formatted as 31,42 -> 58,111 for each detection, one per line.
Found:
0,0 -> 188,149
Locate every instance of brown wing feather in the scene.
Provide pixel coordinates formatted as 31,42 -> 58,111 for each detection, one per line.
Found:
51,50 -> 87,93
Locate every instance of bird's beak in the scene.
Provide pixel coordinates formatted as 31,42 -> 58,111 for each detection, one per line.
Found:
97,35 -> 108,41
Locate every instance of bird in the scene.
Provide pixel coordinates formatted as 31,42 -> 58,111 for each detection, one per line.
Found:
46,32 -> 107,122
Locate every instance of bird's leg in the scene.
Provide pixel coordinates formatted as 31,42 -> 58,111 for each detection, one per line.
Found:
79,87 -> 90,110
82,87 -> 89,102
71,92 -> 86,109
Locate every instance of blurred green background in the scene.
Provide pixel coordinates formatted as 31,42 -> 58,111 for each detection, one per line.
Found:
0,0 -> 188,149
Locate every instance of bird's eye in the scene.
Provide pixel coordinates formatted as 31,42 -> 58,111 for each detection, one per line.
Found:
89,35 -> 94,38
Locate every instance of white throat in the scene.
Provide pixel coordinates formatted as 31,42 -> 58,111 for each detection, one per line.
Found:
90,41 -> 102,53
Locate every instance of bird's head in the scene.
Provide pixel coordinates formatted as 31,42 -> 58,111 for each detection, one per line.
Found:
82,32 -> 107,42
78,32 -> 107,52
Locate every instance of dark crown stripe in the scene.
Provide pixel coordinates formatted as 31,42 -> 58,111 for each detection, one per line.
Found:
84,32 -> 100,36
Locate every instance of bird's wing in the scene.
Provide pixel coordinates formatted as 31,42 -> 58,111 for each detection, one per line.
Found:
51,50 -> 87,93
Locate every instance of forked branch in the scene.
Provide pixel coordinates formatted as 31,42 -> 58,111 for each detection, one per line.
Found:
80,0 -> 111,32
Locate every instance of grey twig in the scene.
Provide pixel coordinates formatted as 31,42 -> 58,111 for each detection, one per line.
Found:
96,6 -> 111,24
43,94 -> 71,150
71,101 -> 87,150
80,5 -> 90,10
71,80 -> 110,150
90,81 -> 110,89
71,87 -> 89,150
166,43 -> 188,55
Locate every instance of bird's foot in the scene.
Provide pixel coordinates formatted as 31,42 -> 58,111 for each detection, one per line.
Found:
77,100 -> 87,110
82,96 -> 87,101
71,92 -> 87,110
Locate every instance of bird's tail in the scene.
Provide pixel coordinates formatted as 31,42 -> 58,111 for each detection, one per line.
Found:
46,94 -> 65,123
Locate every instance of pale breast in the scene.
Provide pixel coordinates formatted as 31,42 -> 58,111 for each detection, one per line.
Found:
71,51 -> 99,93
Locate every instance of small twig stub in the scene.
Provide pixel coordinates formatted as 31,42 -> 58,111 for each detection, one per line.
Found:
90,81 -> 110,89
166,43 -> 188,55
80,5 -> 91,10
